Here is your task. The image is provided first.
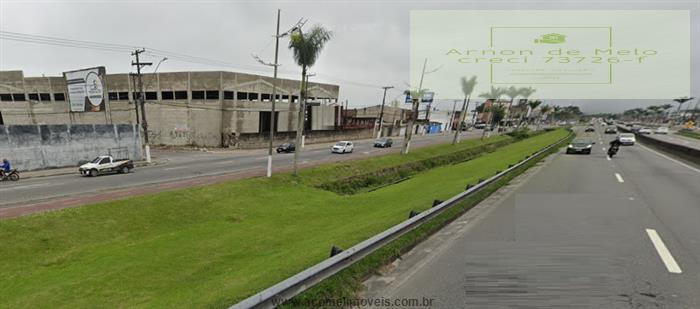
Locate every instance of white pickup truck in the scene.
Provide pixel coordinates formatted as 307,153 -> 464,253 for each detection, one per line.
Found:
79,155 -> 134,177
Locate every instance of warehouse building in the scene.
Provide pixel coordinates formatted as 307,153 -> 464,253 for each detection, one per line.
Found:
0,70 -> 341,147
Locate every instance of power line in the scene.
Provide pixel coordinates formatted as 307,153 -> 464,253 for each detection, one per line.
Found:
0,30 -> 392,89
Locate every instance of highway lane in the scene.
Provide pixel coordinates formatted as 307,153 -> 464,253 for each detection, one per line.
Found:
644,131 -> 700,151
363,128 -> 700,308
0,131 -> 484,208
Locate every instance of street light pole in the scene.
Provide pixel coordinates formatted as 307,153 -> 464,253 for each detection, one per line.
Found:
377,86 -> 393,139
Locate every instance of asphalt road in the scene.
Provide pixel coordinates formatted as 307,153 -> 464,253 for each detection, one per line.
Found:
0,131 -> 487,208
644,131 -> 700,151
364,126 -> 700,308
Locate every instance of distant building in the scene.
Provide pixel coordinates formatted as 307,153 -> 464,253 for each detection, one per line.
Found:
341,105 -> 410,136
0,70 -> 340,147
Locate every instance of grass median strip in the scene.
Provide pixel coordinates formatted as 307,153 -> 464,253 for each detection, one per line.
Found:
0,129 -> 568,308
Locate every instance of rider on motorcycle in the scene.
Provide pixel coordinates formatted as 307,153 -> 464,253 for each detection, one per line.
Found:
608,139 -> 622,156
0,159 -> 10,178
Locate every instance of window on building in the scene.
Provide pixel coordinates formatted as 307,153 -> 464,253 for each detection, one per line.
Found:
282,94 -> 289,102
145,91 -> 158,100
261,93 -> 271,102
53,93 -> 65,101
12,93 -> 25,101
0,111 -> 3,125
131,92 -> 142,101
118,92 -> 129,101
205,90 -> 219,100
223,91 -> 234,100
108,92 -> 119,101
291,95 -> 298,103
174,91 -> 188,100
28,93 -> 39,101
249,93 -> 259,101
39,93 -> 51,102
161,91 -> 174,100
237,91 -> 248,100
1,94 -> 13,102
191,91 -> 205,100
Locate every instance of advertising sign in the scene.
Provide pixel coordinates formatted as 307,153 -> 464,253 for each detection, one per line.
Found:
405,91 -> 436,104
63,67 -> 107,112
410,10 -> 691,99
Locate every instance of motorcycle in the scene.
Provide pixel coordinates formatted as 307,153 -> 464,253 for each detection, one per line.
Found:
607,145 -> 619,158
0,169 -> 20,181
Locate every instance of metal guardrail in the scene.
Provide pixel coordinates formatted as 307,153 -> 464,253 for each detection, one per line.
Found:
230,133 -> 572,309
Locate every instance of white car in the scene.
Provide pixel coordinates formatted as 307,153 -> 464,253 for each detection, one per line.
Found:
654,127 -> 669,134
331,141 -> 354,153
79,155 -> 134,177
638,127 -> 652,134
617,133 -> 636,145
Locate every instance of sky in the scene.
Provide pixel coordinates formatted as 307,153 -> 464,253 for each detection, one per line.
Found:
1,0 -> 698,114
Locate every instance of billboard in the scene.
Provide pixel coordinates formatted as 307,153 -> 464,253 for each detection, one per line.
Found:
63,67 -> 107,112
405,91 -> 436,104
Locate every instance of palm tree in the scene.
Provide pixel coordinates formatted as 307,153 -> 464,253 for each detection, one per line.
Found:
453,76 -> 477,144
503,86 -> 522,128
673,96 -> 694,123
288,24 -> 332,175
514,87 -> 536,127
538,104 -> 552,130
525,99 -> 542,126
402,88 -> 427,154
478,86 -> 507,139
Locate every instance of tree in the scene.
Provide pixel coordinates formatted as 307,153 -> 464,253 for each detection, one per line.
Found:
288,24 -> 332,175
478,86 -> 506,139
514,87 -> 536,127
503,86 -> 522,127
525,100 -> 542,125
453,76 -> 477,145
673,96 -> 695,122
538,104 -> 552,130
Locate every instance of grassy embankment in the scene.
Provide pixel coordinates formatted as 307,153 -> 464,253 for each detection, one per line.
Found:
0,129 -> 569,308
676,129 -> 700,140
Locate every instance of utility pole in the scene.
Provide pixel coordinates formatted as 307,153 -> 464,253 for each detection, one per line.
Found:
376,86 -> 394,139
253,11 -> 303,177
453,94 -> 471,144
447,100 -> 457,134
130,73 -> 140,126
402,58 -> 427,155
132,49 -> 152,163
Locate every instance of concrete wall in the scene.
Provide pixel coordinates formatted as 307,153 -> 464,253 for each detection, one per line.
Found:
0,124 -> 142,171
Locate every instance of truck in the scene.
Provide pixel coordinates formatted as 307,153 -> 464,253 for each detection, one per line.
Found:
79,155 -> 134,177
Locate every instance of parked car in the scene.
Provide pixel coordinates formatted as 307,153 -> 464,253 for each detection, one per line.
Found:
374,138 -> 393,148
585,127 -> 595,132
604,127 -> 617,134
474,123 -> 486,129
79,155 -> 133,177
638,127 -> 652,134
566,138 -> 595,154
331,141 -> 354,153
276,143 -> 295,153
654,127 -> 669,134
618,133 -> 636,145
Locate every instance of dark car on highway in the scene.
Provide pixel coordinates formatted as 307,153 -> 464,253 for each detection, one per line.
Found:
566,138 -> 595,154
604,127 -> 617,134
585,127 -> 595,132
276,143 -> 295,153
374,138 -> 393,148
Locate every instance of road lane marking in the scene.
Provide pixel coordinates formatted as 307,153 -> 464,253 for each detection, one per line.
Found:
615,173 -> 624,183
606,156 -> 611,161
645,229 -> 682,274
637,144 -> 700,174
163,166 -> 190,171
